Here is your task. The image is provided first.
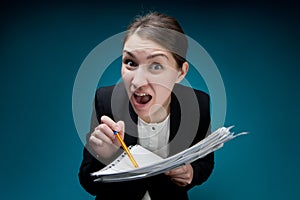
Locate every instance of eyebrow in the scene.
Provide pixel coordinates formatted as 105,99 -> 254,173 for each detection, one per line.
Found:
123,50 -> 169,60
147,53 -> 169,60
123,50 -> 136,58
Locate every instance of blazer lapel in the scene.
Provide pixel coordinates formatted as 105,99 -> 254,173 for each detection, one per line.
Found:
124,103 -> 138,146
110,82 -> 138,146
168,91 -> 182,156
168,84 -> 200,156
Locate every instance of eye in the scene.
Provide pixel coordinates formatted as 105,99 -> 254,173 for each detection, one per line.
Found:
149,63 -> 163,71
124,59 -> 137,67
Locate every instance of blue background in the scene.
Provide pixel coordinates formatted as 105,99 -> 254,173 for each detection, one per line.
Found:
1,0 -> 299,199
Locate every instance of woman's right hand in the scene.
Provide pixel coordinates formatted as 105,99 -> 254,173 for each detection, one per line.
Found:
89,115 -> 125,159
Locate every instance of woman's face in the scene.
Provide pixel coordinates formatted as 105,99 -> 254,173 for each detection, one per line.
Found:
121,34 -> 188,123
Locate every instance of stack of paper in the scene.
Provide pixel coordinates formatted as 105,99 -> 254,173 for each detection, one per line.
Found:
91,126 -> 248,182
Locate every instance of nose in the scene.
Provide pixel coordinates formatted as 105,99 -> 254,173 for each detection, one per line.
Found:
131,67 -> 148,90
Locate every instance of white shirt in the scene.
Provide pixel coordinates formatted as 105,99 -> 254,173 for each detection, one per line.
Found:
137,114 -> 170,158
138,115 -> 170,200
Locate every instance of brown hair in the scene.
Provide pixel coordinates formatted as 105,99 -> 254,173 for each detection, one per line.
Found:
123,12 -> 188,68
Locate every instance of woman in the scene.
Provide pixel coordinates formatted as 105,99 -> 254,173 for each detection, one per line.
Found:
79,12 -> 214,200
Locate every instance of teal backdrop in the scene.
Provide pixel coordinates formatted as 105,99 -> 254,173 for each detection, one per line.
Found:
1,0 -> 299,199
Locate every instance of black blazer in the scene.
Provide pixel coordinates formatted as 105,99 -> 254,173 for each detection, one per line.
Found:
79,83 -> 214,200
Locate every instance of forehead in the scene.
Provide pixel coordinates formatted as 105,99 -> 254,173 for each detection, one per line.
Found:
123,34 -> 168,54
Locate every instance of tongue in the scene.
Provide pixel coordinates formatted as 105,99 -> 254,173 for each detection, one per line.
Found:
135,95 -> 151,104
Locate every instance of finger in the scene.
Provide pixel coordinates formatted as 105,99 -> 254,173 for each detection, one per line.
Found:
89,134 -> 103,146
171,178 -> 188,187
166,166 -> 193,182
98,124 -> 116,141
101,115 -> 121,132
94,127 -> 115,144
116,121 -> 125,136
165,167 -> 185,176
170,172 -> 192,181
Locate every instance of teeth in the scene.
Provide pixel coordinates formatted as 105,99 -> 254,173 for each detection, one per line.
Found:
135,93 -> 148,97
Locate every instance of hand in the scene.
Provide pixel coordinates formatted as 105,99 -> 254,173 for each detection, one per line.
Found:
165,164 -> 193,187
89,115 -> 125,159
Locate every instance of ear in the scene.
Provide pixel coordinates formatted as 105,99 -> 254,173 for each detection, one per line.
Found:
176,62 -> 189,83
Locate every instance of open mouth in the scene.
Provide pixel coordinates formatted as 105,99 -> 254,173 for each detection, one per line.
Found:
133,92 -> 152,104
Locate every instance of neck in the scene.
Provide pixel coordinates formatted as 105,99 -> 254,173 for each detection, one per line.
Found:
143,103 -> 170,123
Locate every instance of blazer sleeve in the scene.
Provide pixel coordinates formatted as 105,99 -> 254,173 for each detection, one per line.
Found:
78,86 -> 147,199
78,87 -> 109,195
78,86 -> 123,196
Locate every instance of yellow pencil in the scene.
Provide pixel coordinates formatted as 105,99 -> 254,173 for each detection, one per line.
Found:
113,131 -> 139,168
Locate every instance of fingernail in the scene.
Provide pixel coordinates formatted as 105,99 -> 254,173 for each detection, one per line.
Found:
114,125 -> 120,132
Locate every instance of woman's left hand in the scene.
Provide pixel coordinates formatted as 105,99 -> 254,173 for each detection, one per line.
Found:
165,164 -> 193,187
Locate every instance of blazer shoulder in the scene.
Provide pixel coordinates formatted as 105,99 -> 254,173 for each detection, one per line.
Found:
173,84 -> 210,102
95,83 -> 127,102
95,85 -> 115,99
94,83 -> 128,120
94,85 -> 118,119
194,87 -> 210,105
173,84 -> 210,122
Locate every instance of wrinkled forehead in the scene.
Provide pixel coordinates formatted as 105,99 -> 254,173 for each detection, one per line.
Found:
123,33 -> 168,54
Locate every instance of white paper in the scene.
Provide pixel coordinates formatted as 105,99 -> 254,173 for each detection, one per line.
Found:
91,126 -> 248,182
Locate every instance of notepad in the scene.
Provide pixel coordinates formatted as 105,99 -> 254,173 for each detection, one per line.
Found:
91,126 -> 248,182
94,145 -> 163,176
